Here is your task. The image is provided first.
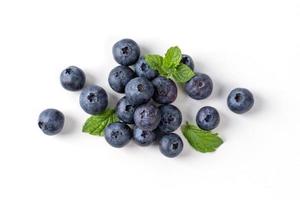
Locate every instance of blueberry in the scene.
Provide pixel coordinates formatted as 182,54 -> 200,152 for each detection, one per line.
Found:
104,122 -> 132,148
125,77 -> 154,106
112,39 -> 140,66
79,85 -> 108,115
196,106 -> 220,131
153,128 -> 167,144
159,133 -> 183,158
227,88 -> 254,114
181,54 -> 194,70
133,126 -> 156,146
38,109 -> 65,135
152,76 -> 177,104
158,104 -> 182,133
134,103 -> 161,131
108,65 -> 135,93
116,96 -> 136,124
134,57 -> 158,80
184,73 -> 213,100
60,66 -> 86,91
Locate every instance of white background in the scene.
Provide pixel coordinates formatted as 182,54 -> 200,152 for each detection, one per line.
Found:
0,0 -> 299,199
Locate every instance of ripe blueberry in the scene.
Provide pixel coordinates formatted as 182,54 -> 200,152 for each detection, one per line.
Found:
38,109 -> 65,135
133,126 -> 156,146
112,39 -> 140,66
134,57 -> 158,80
227,88 -> 254,114
196,106 -> 220,131
108,65 -> 135,93
158,104 -> 182,133
152,76 -> 177,104
181,54 -> 194,70
134,103 -> 161,131
159,133 -> 183,158
116,96 -> 136,124
104,122 -> 132,148
60,66 -> 86,91
184,73 -> 213,100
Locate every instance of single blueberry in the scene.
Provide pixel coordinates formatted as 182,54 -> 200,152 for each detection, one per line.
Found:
196,106 -> 220,131
60,66 -> 86,91
134,103 -> 161,131
133,126 -> 156,146
108,65 -> 135,93
104,122 -> 132,148
112,39 -> 140,66
181,54 -> 194,70
79,85 -> 108,115
158,104 -> 182,133
184,73 -> 213,100
159,133 -> 183,158
38,109 -> 65,135
116,96 -> 136,124
134,57 -> 158,80
125,77 -> 154,106
152,76 -> 177,104
227,88 -> 254,114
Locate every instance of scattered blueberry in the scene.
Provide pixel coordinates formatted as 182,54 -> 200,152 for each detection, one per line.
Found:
79,85 -> 108,115
134,57 -> 158,80
196,106 -> 220,131
159,133 -> 183,158
108,65 -> 135,93
112,39 -> 140,66
133,126 -> 156,146
104,122 -> 132,148
158,104 -> 182,133
38,109 -> 65,135
134,103 -> 161,131
60,66 -> 86,91
184,73 -> 213,100
125,77 -> 154,106
227,88 -> 254,114
116,96 -> 136,124
181,54 -> 194,70
152,76 -> 177,104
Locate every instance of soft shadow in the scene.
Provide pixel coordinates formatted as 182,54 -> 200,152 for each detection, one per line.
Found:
59,114 -> 78,136
244,92 -> 264,116
85,72 -> 97,86
216,111 -> 229,133
193,61 -> 206,74
108,93 -> 120,108
210,79 -> 228,100
139,45 -> 152,55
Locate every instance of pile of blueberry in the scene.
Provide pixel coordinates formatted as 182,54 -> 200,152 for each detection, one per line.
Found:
38,38 -> 254,158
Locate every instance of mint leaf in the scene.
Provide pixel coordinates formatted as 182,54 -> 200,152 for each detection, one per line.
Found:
181,122 -> 223,153
82,108 -> 118,136
144,54 -> 166,75
162,46 -> 182,69
172,63 -> 195,83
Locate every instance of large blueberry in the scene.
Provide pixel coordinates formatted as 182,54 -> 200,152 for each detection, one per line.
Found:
196,106 -> 220,131
134,103 -> 161,131
38,109 -> 65,135
184,73 -> 213,100
227,88 -> 254,114
108,65 -> 135,93
133,126 -> 156,146
158,104 -> 182,133
104,122 -> 132,148
152,76 -> 177,104
125,77 -> 154,106
112,39 -> 140,66
79,85 -> 108,115
60,66 -> 86,91
181,54 -> 194,70
159,133 -> 183,158
134,57 -> 158,80
116,96 -> 136,124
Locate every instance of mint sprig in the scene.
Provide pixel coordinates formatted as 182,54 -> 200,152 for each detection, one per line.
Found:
82,108 -> 118,136
181,122 -> 223,153
145,46 -> 195,83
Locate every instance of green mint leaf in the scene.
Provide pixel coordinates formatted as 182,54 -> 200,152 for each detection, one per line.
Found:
145,54 -> 166,75
172,63 -> 195,83
162,46 -> 182,70
181,122 -> 223,153
82,108 -> 118,136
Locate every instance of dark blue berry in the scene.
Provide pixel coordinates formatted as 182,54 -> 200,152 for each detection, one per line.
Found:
134,103 -> 161,131
159,133 -> 183,158
108,65 -> 135,93
104,122 -> 132,148
125,77 -> 154,106
60,66 -> 86,91
134,57 -> 158,80
196,106 -> 220,131
116,96 -> 136,124
184,73 -> 213,100
181,54 -> 194,70
79,85 -> 108,115
133,126 -> 156,146
38,109 -> 64,135
158,104 -> 182,133
152,76 -> 177,104
227,88 -> 254,114
112,39 -> 140,66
